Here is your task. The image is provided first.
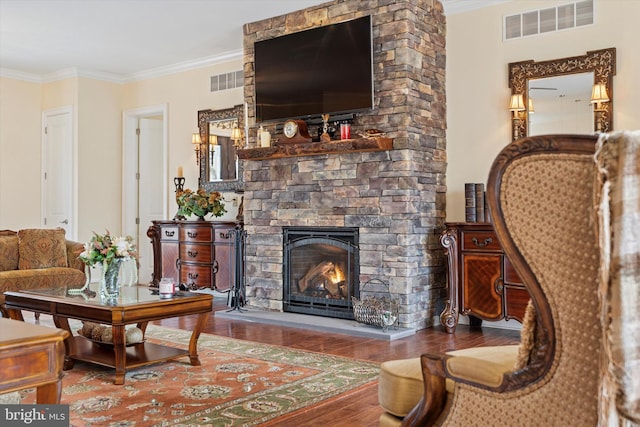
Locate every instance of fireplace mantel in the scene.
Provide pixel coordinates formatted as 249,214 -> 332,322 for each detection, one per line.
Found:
237,136 -> 393,161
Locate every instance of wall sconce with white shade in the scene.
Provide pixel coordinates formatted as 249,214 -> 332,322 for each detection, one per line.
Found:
528,98 -> 535,114
509,94 -> 526,140
231,127 -> 243,149
192,132 -> 202,165
590,83 -> 610,132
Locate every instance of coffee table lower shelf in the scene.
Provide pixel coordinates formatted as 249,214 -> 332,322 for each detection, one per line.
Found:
70,336 -> 189,371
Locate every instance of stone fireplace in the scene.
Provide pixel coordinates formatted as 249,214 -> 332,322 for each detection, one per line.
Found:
240,0 -> 447,330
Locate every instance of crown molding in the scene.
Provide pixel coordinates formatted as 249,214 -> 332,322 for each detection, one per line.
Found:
1,49 -> 244,84
0,68 -> 43,83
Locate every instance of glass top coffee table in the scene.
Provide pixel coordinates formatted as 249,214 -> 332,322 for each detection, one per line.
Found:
4,285 -> 213,385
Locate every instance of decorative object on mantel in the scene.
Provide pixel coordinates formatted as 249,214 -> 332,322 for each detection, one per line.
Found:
281,119 -> 313,144
176,188 -> 226,220
237,135 -> 393,161
357,128 -> 386,138
79,231 -> 138,298
320,114 -> 331,143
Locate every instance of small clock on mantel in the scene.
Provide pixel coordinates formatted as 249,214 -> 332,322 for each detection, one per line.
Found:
281,119 -> 312,144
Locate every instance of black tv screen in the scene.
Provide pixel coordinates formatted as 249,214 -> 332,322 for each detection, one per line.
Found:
254,15 -> 373,123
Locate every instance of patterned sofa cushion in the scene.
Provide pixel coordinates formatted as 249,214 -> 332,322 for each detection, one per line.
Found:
17,228 -> 68,270
0,267 -> 86,304
0,235 -> 19,271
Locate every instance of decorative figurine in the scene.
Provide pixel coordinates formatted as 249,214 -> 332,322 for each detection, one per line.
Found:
320,114 -> 331,142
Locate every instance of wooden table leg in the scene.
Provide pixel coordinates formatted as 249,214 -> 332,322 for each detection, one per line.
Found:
112,324 -> 126,385
7,308 -> 24,321
188,312 -> 209,366
36,381 -> 61,404
53,316 -> 76,370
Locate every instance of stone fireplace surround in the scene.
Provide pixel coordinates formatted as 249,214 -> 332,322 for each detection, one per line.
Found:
241,0 -> 447,330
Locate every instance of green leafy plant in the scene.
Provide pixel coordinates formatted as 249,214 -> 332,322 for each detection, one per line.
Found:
176,188 -> 226,219
79,230 -> 138,267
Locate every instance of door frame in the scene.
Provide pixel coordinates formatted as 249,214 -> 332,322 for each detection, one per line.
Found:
41,105 -> 75,239
122,104 -> 169,241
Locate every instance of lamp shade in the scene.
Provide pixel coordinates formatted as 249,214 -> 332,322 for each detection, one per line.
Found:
192,133 -> 202,144
231,127 -> 242,140
509,94 -> 526,111
590,83 -> 609,103
209,135 -> 218,146
528,98 -> 535,113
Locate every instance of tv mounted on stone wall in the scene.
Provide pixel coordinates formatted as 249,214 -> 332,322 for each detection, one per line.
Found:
254,15 -> 374,123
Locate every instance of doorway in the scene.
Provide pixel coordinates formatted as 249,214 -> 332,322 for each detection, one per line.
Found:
123,105 -> 168,284
42,106 -> 74,239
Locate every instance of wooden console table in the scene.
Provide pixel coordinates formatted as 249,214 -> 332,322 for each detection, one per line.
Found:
147,220 -> 241,291
0,318 -> 68,403
439,222 -> 530,333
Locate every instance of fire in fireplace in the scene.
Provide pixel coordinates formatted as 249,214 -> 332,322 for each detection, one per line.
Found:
283,227 -> 359,319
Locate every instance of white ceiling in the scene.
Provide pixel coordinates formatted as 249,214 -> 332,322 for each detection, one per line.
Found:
0,0 -> 508,82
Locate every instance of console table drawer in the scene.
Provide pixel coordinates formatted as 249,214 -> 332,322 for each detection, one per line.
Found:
179,244 -> 213,263
160,226 -> 179,241
215,227 -> 234,242
461,230 -> 500,252
180,227 -> 213,243
179,265 -> 212,289
504,285 -> 529,322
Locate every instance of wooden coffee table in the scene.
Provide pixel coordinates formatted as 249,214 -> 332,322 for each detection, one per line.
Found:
0,318 -> 68,403
4,285 -> 213,385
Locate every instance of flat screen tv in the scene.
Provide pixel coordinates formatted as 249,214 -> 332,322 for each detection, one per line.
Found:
254,15 -> 373,123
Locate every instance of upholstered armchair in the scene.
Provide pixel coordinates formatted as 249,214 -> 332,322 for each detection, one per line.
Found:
379,132 -> 640,426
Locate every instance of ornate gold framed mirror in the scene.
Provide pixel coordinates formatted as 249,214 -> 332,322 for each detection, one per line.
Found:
197,104 -> 244,192
508,48 -> 616,139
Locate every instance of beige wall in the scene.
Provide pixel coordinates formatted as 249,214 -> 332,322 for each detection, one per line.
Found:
445,0 -> 640,221
0,78 -> 42,228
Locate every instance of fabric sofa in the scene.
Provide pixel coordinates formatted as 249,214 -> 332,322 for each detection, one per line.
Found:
0,228 -> 87,317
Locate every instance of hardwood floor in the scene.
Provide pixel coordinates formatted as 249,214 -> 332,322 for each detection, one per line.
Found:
154,298 -> 521,427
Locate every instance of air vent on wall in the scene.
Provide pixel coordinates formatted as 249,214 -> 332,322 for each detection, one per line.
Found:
504,0 -> 594,40
211,70 -> 243,92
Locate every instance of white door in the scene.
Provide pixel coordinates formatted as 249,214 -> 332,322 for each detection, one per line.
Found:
137,117 -> 165,283
42,107 -> 74,238
122,105 -> 168,285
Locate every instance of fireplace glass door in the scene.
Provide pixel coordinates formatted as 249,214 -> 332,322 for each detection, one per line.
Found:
283,227 -> 359,319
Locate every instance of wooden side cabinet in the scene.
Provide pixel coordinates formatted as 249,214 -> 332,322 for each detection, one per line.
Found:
439,222 -> 530,333
148,220 -> 242,292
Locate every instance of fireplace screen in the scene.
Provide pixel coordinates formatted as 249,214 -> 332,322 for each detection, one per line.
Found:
283,227 -> 359,319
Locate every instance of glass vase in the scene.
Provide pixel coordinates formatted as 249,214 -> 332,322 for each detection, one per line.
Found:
101,258 -> 123,298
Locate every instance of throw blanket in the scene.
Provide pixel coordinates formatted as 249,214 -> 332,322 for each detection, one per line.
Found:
595,130 -> 640,426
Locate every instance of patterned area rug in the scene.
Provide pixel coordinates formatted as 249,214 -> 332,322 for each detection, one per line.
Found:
18,324 -> 379,426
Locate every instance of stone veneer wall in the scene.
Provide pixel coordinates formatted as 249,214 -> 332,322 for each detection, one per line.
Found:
241,0 -> 447,330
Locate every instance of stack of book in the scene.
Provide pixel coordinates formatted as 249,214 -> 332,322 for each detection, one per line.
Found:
464,183 -> 490,223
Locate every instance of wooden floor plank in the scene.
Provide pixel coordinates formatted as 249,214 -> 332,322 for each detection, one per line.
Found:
153,300 -> 520,426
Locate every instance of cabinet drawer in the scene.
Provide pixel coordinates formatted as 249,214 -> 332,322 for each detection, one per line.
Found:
504,285 -> 530,322
179,243 -> 213,263
180,226 -> 213,243
461,231 -> 501,252
180,265 -> 212,289
503,256 -> 522,284
160,226 -> 179,241
215,227 -> 234,242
